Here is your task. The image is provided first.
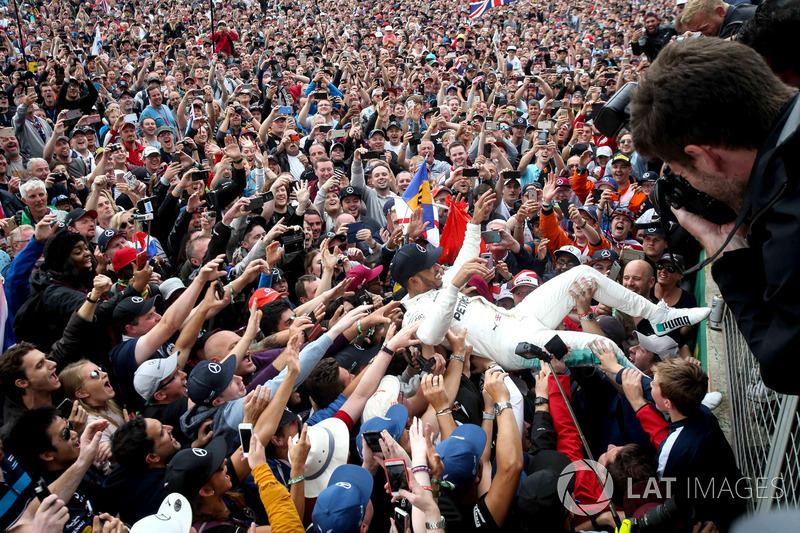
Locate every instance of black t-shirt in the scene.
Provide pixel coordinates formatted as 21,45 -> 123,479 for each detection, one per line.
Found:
142,397 -> 191,445
438,494 -> 501,532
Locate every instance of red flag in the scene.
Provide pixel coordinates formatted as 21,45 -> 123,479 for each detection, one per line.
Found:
439,197 -> 487,264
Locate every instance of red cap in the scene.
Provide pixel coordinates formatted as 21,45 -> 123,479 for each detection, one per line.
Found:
112,247 -> 137,272
554,177 -> 571,188
249,287 -> 288,308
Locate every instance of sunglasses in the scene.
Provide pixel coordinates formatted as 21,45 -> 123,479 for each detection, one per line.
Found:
80,366 -> 105,388
119,221 -> 129,229
55,420 -> 74,444
328,243 -> 347,253
157,370 -> 180,392
657,264 -> 678,274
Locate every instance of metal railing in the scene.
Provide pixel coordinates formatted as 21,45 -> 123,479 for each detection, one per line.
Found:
723,306 -> 800,511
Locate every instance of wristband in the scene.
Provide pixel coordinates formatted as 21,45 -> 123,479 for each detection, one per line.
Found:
356,320 -> 364,336
86,294 -> 99,304
482,411 -> 496,420
431,478 -> 455,490
287,475 -> 305,486
232,158 -> 244,164
541,201 -> 553,209
228,282 -> 238,298
421,485 -> 433,492
412,466 -> 431,474
435,407 -> 452,417
449,354 -> 465,362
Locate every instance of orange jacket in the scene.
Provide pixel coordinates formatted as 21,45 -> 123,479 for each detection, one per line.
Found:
540,208 -> 611,259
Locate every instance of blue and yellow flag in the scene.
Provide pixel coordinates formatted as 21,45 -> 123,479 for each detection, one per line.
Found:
398,163 -> 439,245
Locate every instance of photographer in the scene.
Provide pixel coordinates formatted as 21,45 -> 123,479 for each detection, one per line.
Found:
630,38 -> 800,393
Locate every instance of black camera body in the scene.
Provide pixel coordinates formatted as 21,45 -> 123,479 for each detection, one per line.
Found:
652,170 -> 736,225
279,231 -> 304,254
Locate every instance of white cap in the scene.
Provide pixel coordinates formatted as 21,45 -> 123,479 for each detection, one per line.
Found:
362,375 -> 401,422
131,493 -> 192,533
160,277 -> 186,300
634,331 -> 679,360
676,0 -> 687,5
555,244 -> 584,265
496,288 -> 514,302
596,146 -> 613,158
134,352 -> 179,401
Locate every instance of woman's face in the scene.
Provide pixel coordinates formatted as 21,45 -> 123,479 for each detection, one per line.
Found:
195,126 -> 208,143
325,191 -> 339,210
70,240 -> 92,270
118,212 -> 134,240
78,363 -> 115,405
309,252 -> 322,277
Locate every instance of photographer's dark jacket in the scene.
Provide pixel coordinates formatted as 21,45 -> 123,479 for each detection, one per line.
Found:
630,25 -> 677,62
711,94 -> 800,394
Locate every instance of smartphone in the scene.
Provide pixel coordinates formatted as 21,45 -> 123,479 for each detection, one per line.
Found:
593,189 -> 603,204
575,122 -> 585,130
0,126 -> 14,137
481,230 -> 502,244
605,72 -> 617,80
278,106 -> 293,114
552,101 -> 563,109
418,356 -> 437,375
557,199 -> 570,214
262,190 -> 275,202
483,144 -> 493,158
137,196 -> 154,214
545,335 -> 569,360
538,46 -> 549,52
238,423 -> 254,458
318,125 -> 332,133
305,310 -> 323,342
193,170 -> 210,182
57,398 -> 73,419
608,261 -> 621,281
34,478 -> 52,503
193,88 -> 205,97
537,121 -> 553,130
363,430 -> 383,453
241,83 -> 251,90
394,508 -> 410,533
461,100 -> 469,112
462,168 -> 479,178
504,170 -> 521,181
248,195 -> 266,212
27,86 -> 35,95
480,251 -> 494,269
347,221 -> 365,243
363,150 -> 383,161
329,129 -> 346,138
313,91 -> 327,100
123,172 -> 138,190
64,109 -> 83,121
485,121 -> 500,131
383,459 -> 410,496
622,247 -> 646,263
538,130 -> 549,142
136,250 -> 148,270
123,113 -> 138,124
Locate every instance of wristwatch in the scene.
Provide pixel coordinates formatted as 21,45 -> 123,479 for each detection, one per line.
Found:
534,396 -> 550,406
449,354 -> 465,362
380,344 -> 397,357
494,402 -> 513,416
425,517 -> 446,530
579,311 -> 596,321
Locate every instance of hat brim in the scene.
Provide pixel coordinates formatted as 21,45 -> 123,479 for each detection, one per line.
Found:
395,245 -> 443,284
298,417 -> 350,498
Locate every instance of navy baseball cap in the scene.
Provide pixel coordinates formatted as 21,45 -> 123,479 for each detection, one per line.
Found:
643,226 -> 667,238
187,357 -> 237,406
389,243 -> 443,287
657,252 -> 686,271
311,465 -> 374,533
356,404 -> 408,459
436,424 -> 486,490
512,117 -> 527,127
595,176 -> 618,192
589,248 -> 619,264
113,295 -> 161,326
164,437 -> 228,499
576,205 -> 598,222
640,171 -> 659,183
339,185 -> 362,200
97,228 -> 126,252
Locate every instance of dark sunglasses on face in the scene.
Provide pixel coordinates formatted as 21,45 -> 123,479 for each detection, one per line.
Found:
657,264 -> 678,274
55,420 -> 74,443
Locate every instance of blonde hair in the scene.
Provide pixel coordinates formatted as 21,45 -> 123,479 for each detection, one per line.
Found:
110,209 -> 133,231
59,360 -> 124,425
678,0 -> 725,31
97,190 -> 121,215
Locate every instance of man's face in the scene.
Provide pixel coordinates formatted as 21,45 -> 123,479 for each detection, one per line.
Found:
630,344 -> 657,374
30,161 -> 50,181
55,139 -> 70,158
684,11 -> 723,37
622,261 -> 655,297
341,195 -> 361,217
45,417 -> 80,466
70,132 -> 87,151
372,166 -> 392,191
144,153 -> 161,171
503,180 -> 521,204
316,161 -> 334,183
449,145 -> 467,168
650,376 -> 669,412
611,162 -> 631,184
244,224 -> 266,251
644,16 -> 659,33
148,88 -> 163,107
368,134 -> 385,151
418,141 -> 434,163
308,144 -> 326,163
411,263 -> 443,292
610,215 -> 633,241
642,235 -> 667,259
554,253 -> 580,275
70,215 -> 96,240
304,213 -> 322,241
23,186 -> 48,212
2,135 -> 19,156
396,172 -> 412,193
205,330 -> 257,376
159,132 -> 174,150
21,349 -> 60,392
511,285 -> 535,306
591,259 -> 615,277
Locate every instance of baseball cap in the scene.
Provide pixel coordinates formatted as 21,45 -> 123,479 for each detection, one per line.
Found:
344,264 -> 383,290
249,287 -> 289,308
596,146 -> 613,158
53,194 -> 70,206
142,146 -> 161,158
339,186 -> 362,200
512,117 -> 527,127
466,63 -> 477,71
634,331 -> 679,360
290,417 -> 350,497
643,226 -> 667,239
657,252 -> 686,271
134,351 -> 179,401
97,228 -> 127,253
612,153 -> 631,166
112,247 -> 137,272
507,45 -> 517,51
389,243 -> 443,286
554,176 -> 571,188
164,437 -> 228,499
160,278 -> 187,300
368,129 -> 386,139
576,205 -> 598,222
113,295 -> 161,326
436,424 -> 486,490
589,248 -> 619,264
640,171 -> 659,183
187,357 -> 237,406
386,120 -> 402,130
612,207 -> 636,222
676,0 -> 687,5
510,270 -> 539,292
554,245 -> 584,265
130,493 -> 192,533
156,126 -> 173,137
518,450 -> 573,530
310,465 -> 374,533
496,288 -> 514,304
356,403 -> 408,459
65,208 -> 97,227
55,135 -> 70,143
596,176 -> 619,191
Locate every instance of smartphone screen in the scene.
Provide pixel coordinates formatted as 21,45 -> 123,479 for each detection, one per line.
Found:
239,423 -> 253,457
363,431 -> 383,452
481,230 -> 502,244
57,398 -> 73,419
545,335 -> 568,360
384,460 -> 409,495
463,168 -> 479,178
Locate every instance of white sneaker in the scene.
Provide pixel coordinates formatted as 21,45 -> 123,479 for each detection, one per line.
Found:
702,391 -> 723,411
651,300 -> 711,336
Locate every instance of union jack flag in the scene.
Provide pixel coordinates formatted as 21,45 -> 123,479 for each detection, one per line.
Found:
469,0 -> 516,19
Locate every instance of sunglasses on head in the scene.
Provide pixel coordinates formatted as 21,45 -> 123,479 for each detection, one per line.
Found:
657,264 -> 678,274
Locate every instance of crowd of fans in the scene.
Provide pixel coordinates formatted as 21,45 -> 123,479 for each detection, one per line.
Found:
0,0 -> 788,531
